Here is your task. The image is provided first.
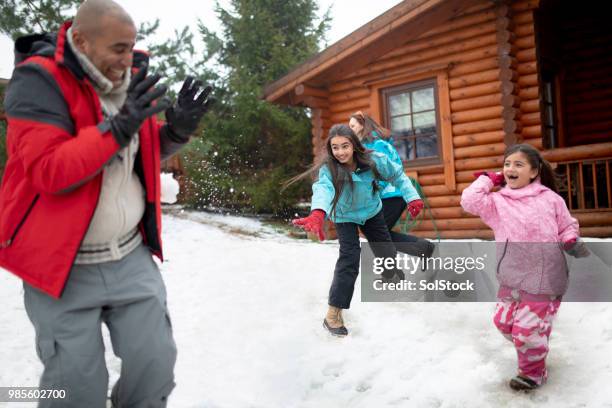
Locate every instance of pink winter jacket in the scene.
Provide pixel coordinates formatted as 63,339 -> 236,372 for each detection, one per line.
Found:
461,176 -> 579,296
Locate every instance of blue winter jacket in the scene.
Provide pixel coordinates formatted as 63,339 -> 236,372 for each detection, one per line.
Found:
310,152 -> 420,225
362,135 -> 404,200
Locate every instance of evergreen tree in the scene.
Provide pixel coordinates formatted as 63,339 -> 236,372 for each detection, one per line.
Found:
183,0 -> 329,215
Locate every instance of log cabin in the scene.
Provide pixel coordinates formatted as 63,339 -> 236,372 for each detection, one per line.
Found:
263,0 -> 612,239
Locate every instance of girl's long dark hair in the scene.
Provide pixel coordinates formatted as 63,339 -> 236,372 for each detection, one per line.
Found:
283,124 -> 386,217
503,143 -> 559,193
350,111 -> 391,143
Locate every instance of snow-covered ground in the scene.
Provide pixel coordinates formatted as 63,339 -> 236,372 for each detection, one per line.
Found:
1,211 -> 612,408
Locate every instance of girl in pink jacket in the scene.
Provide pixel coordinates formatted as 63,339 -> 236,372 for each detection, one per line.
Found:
461,143 -> 588,392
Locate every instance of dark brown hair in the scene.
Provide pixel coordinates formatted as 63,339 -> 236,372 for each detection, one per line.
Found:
349,111 -> 391,143
283,124 -> 386,217
503,143 -> 559,193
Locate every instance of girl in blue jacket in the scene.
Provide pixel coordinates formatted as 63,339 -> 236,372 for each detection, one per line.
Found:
349,111 -> 435,258
289,124 -> 423,336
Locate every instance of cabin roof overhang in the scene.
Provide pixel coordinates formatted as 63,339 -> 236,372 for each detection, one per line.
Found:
263,0 -> 485,105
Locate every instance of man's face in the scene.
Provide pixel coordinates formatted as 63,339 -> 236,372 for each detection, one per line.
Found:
74,17 -> 137,87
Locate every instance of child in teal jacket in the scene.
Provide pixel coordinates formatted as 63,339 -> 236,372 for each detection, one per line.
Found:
290,124 -> 423,336
349,111 -> 435,258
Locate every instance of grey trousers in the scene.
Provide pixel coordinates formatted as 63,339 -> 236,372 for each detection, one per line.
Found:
23,244 -> 177,408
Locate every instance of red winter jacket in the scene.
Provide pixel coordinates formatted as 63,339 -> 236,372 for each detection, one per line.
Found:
0,22 -> 177,298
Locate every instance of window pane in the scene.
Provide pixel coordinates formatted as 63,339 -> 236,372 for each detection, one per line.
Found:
416,134 -> 438,158
389,93 -> 411,116
411,87 -> 434,112
413,111 -> 436,135
393,136 -> 416,161
391,115 -> 412,133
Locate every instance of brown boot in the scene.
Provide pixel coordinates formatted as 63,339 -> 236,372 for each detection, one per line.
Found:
323,306 -> 348,337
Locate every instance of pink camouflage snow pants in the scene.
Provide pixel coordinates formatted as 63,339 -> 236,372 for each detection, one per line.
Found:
493,287 -> 561,385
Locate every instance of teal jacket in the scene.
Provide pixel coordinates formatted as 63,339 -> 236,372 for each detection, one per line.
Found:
310,152 -> 420,225
362,134 -> 404,200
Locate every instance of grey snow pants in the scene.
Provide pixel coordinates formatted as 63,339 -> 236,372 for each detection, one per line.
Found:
23,244 -> 177,408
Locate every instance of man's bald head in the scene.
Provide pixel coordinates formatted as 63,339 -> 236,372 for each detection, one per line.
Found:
73,0 -> 135,39
71,0 -> 138,87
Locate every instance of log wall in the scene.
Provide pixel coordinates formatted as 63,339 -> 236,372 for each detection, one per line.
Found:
306,0 -> 612,238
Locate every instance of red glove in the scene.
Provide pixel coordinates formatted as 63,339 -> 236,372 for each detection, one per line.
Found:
474,171 -> 504,187
407,199 -> 424,218
562,237 -> 590,258
292,209 -> 326,241
562,238 -> 577,251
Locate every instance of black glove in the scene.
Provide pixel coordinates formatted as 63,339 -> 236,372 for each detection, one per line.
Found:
164,77 -> 214,142
103,63 -> 170,147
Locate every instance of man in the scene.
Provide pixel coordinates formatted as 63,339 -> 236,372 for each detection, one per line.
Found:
0,0 -> 213,406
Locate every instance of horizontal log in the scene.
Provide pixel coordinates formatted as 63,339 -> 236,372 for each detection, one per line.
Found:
515,35 -> 535,49
300,96 -> 329,109
429,206 -> 472,219
385,21 -> 497,60
417,218 -> 488,231
454,142 -> 507,160
519,86 -> 539,100
329,97 -> 370,114
524,138 -> 543,149
449,57 -> 498,77
411,229 -> 494,240
578,226 -> 612,238
422,8 -> 496,38
542,142 -> 612,162
520,98 -> 540,113
449,68 -> 500,89
329,45 -> 499,94
422,183 -> 471,197
295,84 -> 328,98
573,212 -> 612,227
415,165 -> 444,176
518,74 -> 538,88
455,169 -> 498,183
516,47 -> 536,62
349,33 -> 498,81
418,173 -> 446,185
513,10 -> 534,25
521,111 -> 541,126
453,130 -> 505,148
452,106 -> 502,124
450,93 -> 501,112
455,156 -> 504,171
329,87 -> 370,103
522,124 -> 541,138
514,22 -> 534,37
426,195 -> 462,208
450,81 -> 501,100
517,61 -> 537,75
453,118 -> 504,136
510,0 -> 540,12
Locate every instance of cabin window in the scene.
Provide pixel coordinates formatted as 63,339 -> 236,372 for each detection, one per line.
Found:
382,79 -> 441,166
